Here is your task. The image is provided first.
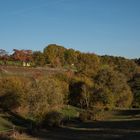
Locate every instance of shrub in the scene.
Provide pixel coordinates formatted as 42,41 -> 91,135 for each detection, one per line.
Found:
0,76 -> 28,110
42,111 -> 63,127
26,77 -> 64,121
0,75 -> 65,123
79,108 -> 105,121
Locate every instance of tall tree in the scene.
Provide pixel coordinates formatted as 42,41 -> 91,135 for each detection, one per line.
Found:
43,44 -> 66,67
69,81 -> 91,109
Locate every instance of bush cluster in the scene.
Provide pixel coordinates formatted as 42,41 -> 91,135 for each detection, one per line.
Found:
0,76 -> 66,123
79,108 -> 105,121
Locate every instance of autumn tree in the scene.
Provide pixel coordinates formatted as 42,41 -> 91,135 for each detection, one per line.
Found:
101,56 -> 138,80
12,49 -> 33,64
129,73 -> 140,107
0,76 -> 27,110
76,53 -> 100,76
64,49 -> 78,66
32,51 -> 46,66
25,77 -> 64,121
43,44 -> 66,67
93,67 -> 133,108
69,76 -> 93,109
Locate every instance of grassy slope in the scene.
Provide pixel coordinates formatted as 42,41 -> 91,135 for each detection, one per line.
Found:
0,65 -> 65,77
0,114 -> 13,131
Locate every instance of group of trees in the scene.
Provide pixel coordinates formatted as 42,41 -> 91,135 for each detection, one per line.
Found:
69,67 -> 133,110
0,44 -> 140,123
0,45 -> 76,66
0,49 -> 33,65
0,44 -> 100,70
0,76 -> 66,122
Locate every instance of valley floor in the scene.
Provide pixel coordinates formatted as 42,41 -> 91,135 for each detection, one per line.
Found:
1,109 -> 140,140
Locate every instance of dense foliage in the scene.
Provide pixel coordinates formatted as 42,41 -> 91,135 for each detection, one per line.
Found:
0,44 -> 140,124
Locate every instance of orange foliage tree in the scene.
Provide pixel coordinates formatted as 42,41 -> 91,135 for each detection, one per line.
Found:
12,49 -> 33,64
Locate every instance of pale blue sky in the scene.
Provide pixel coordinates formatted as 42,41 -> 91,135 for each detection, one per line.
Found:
0,0 -> 140,58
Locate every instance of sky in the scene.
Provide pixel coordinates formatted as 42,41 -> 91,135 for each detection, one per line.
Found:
0,0 -> 140,58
